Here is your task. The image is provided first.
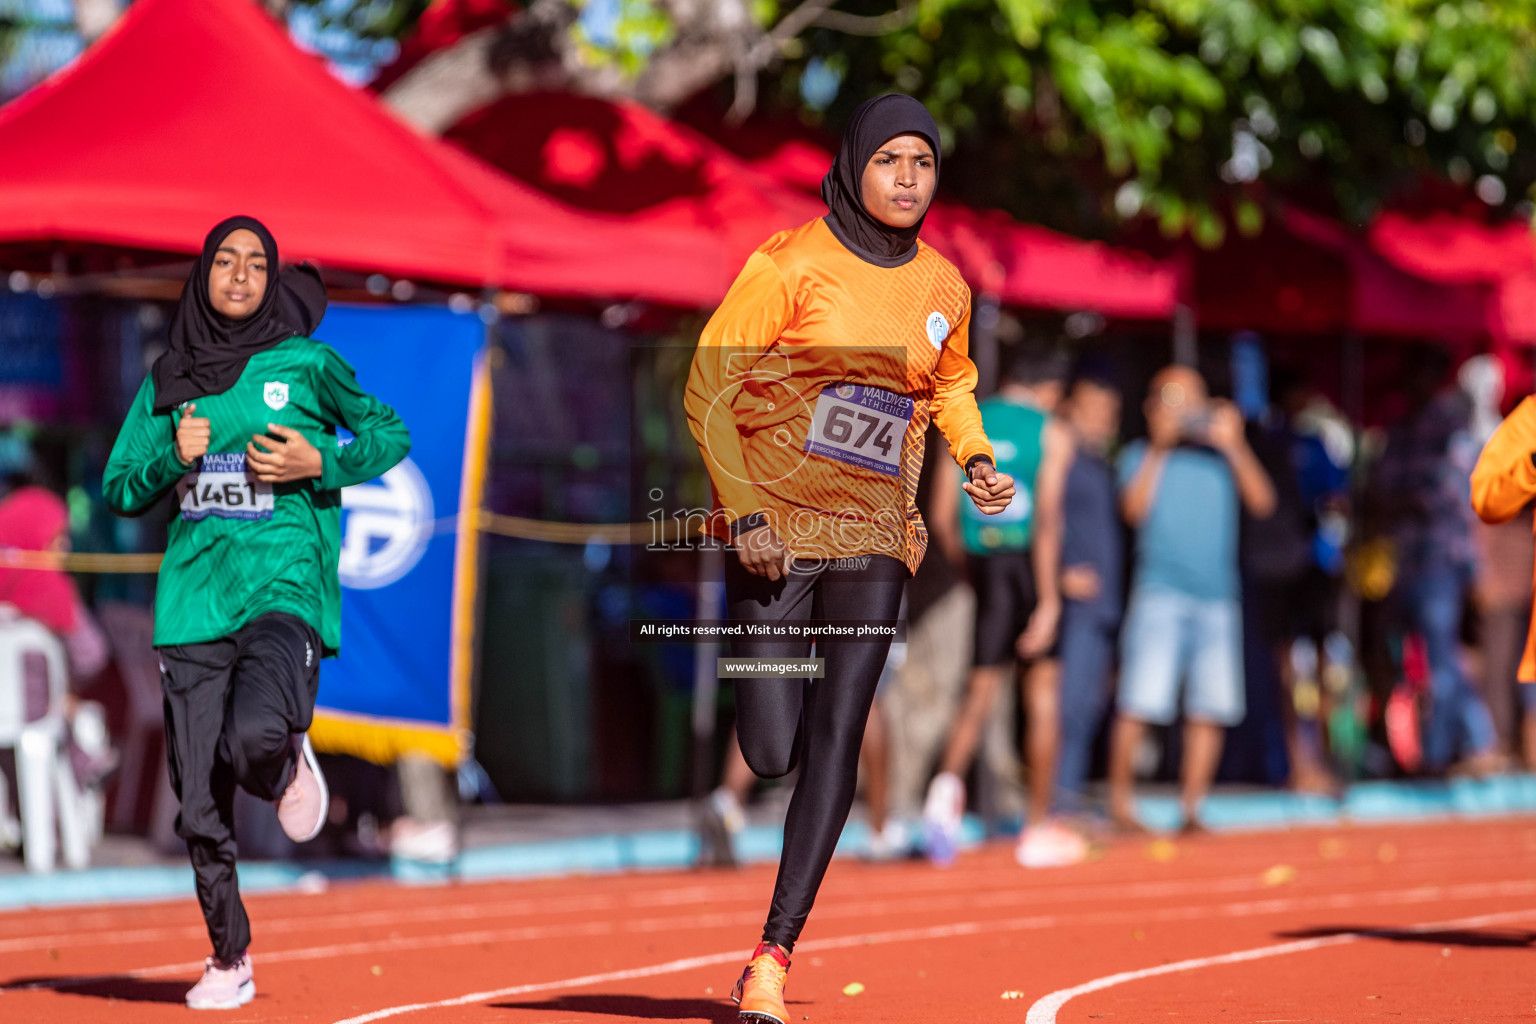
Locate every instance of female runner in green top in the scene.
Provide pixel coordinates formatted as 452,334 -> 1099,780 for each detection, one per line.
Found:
105,216 -> 409,1010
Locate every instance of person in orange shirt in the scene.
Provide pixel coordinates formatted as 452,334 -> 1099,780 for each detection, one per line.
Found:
684,93 -> 1013,1024
1469,393 -> 1536,768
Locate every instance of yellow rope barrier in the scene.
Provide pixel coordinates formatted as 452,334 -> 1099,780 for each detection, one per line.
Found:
0,549 -> 166,573
474,510 -> 693,545
3,511 -> 700,573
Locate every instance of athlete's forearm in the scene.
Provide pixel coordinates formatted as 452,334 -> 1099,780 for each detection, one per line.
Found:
315,349 -> 411,489
104,381 -> 184,516
1473,396 -> 1536,524
320,404 -> 410,490
929,311 -> 993,469
684,350 -> 765,525
684,251 -> 790,526
104,445 -> 185,517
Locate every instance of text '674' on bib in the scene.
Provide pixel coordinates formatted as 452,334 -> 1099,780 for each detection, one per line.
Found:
805,383 -> 914,477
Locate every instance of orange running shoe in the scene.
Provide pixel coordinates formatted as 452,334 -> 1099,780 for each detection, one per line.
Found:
731,941 -> 790,1024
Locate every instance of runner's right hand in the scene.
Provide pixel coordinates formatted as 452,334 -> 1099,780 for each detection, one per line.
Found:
176,403 -> 211,466
736,525 -> 791,581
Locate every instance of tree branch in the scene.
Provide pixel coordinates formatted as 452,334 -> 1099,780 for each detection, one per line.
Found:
383,0 -> 847,132
770,0 -> 841,44
812,1 -> 918,37
724,0 -> 836,121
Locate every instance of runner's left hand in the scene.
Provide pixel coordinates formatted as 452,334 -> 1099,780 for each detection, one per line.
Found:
247,424 -> 323,483
962,461 -> 1015,515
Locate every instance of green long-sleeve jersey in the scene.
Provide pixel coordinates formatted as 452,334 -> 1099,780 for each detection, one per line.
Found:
104,336 -> 410,655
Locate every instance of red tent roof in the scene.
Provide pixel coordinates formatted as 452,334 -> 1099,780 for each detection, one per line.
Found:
1367,211 -> 1536,344
1369,211 -> 1536,286
0,0 -> 727,305
446,92 -> 822,276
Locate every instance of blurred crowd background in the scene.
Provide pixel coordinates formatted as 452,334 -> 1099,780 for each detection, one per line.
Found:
3,0 -> 1536,869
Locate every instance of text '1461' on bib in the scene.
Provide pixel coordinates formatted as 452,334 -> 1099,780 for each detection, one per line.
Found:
805,383 -> 914,477
177,452 -> 275,521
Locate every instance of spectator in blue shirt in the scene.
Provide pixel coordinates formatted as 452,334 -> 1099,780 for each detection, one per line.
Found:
1108,365 -> 1276,833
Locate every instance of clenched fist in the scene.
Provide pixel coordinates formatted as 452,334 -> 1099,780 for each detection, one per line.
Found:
175,403 -> 211,466
247,423 -> 323,483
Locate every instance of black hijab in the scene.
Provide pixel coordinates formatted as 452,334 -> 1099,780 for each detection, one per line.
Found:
821,93 -> 941,268
151,216 -> 327,413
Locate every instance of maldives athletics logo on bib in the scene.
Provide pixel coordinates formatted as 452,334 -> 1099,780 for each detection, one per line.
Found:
925,311 -> 951,350
263,381 -> 289,410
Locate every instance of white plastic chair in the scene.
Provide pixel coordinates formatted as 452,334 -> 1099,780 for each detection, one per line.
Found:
0,609 -> 90,872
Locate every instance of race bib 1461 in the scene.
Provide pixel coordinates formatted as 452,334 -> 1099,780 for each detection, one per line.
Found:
177,452 -> 274,522
804,383 -> 914,477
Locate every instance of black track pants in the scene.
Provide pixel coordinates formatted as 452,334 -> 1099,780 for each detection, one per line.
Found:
725,553 -> 905,952
158,612 -> 320,964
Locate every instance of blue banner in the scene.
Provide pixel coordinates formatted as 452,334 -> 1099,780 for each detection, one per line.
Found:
310,304 -> 489,767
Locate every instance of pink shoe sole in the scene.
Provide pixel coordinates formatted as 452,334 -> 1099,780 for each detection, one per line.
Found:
278,734 -> 329,843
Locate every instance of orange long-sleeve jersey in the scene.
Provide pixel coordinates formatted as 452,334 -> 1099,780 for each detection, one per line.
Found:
684,217 -> 993,573
1471,395 -> 1536,680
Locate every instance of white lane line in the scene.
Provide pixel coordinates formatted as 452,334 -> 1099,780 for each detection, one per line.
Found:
7,823 -> 1529,948
11,843 -> 1532,957
5,824 -> 1527,936
1023,907 -> 1536,1024
8,878 -> 1535,998
324,916 -> 1069,1024
326,903 -> 1536,1024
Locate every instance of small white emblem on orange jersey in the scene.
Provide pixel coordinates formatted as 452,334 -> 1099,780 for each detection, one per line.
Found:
926,311 -> 950,350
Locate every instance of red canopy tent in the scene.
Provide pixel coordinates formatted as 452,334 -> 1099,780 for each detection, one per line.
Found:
446,92 -> 824,279
0,0 -> 728,306
1191,207 -> 1493,342
1368,211 -> 1536,344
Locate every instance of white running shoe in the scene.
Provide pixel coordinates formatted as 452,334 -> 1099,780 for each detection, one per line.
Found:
865,818 -> 909,862
185,953 -> 254,1010
1015,822 -> 1089,868
921,771 -> 966,867
709,786 -> 747,835
277,734 -> 329,843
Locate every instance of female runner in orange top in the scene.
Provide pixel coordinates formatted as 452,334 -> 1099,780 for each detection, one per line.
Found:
684,93 -> 1014,1024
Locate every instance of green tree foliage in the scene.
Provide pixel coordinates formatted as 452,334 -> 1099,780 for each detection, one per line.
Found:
785,0 -> 1536,239
280,0 -> 1536,240
285,0 -> 436,41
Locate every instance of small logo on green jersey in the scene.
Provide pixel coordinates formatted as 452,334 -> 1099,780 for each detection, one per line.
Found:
264,381 -> 289,410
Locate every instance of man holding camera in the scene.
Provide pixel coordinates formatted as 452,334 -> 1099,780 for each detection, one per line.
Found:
1107,365 -> 1275,833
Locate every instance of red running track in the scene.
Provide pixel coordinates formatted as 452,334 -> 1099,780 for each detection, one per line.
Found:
1,817 -> 1533,1023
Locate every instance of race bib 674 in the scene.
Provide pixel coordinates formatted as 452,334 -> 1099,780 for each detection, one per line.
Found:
805,383 -> 914,477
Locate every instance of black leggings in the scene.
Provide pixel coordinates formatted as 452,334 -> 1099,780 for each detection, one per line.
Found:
159,612 -> 319,964
725,553 -> 905,952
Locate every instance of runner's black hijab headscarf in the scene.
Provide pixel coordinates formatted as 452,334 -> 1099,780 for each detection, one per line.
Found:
151,216 -> 327,413
821,93 -> 941,268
